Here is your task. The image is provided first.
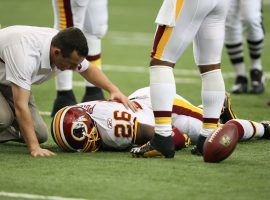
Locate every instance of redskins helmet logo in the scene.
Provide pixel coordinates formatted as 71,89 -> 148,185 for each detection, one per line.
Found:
51,106 -> 101,152
71,121 -> 88,141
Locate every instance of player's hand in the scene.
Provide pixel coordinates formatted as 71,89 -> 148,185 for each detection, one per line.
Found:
109,90 -> 138,112
30,147 -> 56,157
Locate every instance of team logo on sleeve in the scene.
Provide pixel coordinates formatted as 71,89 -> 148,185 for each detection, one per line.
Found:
107,118 -> 113,129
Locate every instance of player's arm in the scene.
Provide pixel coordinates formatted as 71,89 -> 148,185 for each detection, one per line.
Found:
134,123 -> 155,145
135,123 -> 190,150
79,64 -> 136,112
11,84 -> 55,157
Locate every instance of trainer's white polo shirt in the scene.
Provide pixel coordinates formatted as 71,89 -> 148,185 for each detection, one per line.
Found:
0,26 -> 88,90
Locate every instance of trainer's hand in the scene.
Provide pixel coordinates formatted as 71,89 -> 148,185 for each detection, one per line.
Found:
110,90 -> 137,112
30,147 -> 56,157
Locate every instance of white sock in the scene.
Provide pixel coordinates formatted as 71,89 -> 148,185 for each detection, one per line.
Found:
150,66 -> 175,137
201,69 -> 225,135
85,36 -> 102,87
55,70 -> 73,91
234,62 -> 247,77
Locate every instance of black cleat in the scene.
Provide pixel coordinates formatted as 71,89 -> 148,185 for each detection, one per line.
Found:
130,134 -> 175,158
81,87 -> 104,102
51,90 -> 77,117
190,145 -> 202,156
191,135 -> 207,155
250,69 -> 265,94
220,92 -> 237,124
130,142 -> 163,158
231,76 -> 248,94
261,121 -> 270,139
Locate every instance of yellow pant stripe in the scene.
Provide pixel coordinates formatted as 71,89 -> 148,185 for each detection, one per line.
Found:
154,27 -> 173,60
154,0 -> 184,60
173,98 -> 203,115
176,0 -> 184,18
58,0 -> 67,30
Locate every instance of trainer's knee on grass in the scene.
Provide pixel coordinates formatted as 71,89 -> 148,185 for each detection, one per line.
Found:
0,111 -> 14,131
35,122 -> 48,144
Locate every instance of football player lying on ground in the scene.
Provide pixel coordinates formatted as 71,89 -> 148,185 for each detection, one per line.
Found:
51,87 -> 270,155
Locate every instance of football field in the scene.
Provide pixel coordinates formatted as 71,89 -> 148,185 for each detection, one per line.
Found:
0,0 -> 270,200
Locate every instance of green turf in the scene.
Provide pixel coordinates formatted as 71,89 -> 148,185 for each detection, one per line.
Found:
0,1 -> 270,200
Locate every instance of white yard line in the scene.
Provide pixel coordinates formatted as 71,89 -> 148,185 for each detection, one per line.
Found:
39,111 -> 51,116
106,31 -> 153,46
102,64 -> 200,75
0,192 -> 87,200
60,63 -> 270,92
102,64 -> 270,79
41,64 -> 270,117
107,23 -> 270,46
40,111 -> 51,116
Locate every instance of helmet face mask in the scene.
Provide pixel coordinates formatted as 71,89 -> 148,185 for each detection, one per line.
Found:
51,106 -> 100,152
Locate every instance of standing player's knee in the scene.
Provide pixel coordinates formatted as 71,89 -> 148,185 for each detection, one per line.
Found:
242,15 -> 260,29
97,24 -> 108,38
89,24 -> 108,39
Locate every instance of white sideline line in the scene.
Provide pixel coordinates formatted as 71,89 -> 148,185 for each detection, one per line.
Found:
0,192 -> 87,200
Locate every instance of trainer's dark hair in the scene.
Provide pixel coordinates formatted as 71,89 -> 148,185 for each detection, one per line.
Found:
51,27 -> 88,58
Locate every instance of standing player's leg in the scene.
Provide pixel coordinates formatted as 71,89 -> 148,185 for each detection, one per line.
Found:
131,0 -> 217,158
51,0 -> 86,116
81,0 -> 108,102
51,70 -> 77,117
194,0 -> 229,153
241,0 -> 265,94
225,0 -> 248,94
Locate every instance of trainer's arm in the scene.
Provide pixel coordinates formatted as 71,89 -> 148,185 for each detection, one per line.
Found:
11,84 -> 55,157
79,64 -> 136,112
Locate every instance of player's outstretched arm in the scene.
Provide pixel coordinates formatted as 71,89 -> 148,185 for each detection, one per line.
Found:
134,123 -> 155,145
11,84 -> 56,157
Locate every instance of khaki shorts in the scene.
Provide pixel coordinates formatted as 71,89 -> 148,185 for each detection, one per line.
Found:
0,84 -> 48,143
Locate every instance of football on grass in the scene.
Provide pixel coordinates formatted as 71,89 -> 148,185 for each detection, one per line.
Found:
203,123 -> 238,163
